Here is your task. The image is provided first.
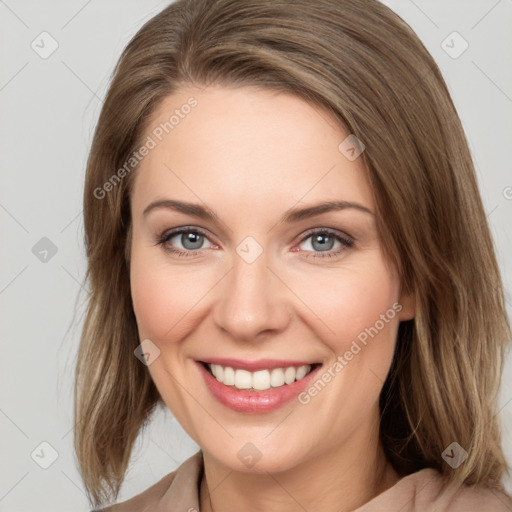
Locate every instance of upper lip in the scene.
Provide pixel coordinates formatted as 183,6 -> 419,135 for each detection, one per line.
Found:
198,358 -> 320,372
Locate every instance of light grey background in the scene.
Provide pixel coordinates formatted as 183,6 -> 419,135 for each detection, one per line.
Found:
0,1 -> 511,510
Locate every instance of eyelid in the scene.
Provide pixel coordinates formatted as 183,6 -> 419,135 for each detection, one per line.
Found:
160,225 -> 211,240
155,225 -> 355,258
156,225 -> 216,249
296,226 -> 354,245
294,228 -> 354,259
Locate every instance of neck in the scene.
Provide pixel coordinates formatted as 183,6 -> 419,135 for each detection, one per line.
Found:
199,418 -> 399,512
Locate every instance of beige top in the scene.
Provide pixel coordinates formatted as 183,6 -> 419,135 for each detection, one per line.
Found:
99,450 -> 512,512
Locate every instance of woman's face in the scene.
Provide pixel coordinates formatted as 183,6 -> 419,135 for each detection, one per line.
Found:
129,85 -> 414,472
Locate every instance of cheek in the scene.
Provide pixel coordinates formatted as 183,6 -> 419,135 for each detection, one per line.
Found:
129,240 -> 219,344
131,264 -> 190,342
130,240 -> 181,342
131,233 -> 401,355
290,256 -> 401,359
131,271 -> 172,340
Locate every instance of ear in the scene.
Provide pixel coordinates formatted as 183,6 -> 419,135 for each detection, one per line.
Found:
397,284 -> 415,321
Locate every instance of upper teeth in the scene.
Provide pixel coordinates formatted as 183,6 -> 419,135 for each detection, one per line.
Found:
208,364 -> 313,391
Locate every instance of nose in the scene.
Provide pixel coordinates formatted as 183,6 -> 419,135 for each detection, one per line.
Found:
212,250 -> 291,343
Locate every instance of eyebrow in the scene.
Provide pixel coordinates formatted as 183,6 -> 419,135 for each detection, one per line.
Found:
143,198 -> 374,224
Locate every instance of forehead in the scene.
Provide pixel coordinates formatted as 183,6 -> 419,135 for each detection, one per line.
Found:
131,85 -> 373,215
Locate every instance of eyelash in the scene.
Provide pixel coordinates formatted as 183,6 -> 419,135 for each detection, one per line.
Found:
155,226 -> 355,259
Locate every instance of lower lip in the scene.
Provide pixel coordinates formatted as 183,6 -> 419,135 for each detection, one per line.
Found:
196,361 -> 321,413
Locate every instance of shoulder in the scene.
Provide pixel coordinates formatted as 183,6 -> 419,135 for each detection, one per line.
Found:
92,450 -> 204,512
406,468 -> 512,512
93,470 -> 178,512
446,482 -> 512,512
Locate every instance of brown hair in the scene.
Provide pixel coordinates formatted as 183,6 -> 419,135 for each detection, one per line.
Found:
74,0 -> 511,507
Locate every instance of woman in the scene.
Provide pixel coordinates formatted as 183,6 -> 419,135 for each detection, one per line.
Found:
74,0 -> 512,510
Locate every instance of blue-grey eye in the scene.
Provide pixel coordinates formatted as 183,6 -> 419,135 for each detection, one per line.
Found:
160,229 -> 214,252
301,233 -> 338,252
176,231 -> 206,250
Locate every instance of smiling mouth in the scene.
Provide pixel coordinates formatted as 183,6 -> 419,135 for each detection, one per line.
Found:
200,361 -> 322,392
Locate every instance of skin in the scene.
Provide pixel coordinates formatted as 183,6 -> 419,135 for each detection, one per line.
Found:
129,85 -> 415,512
